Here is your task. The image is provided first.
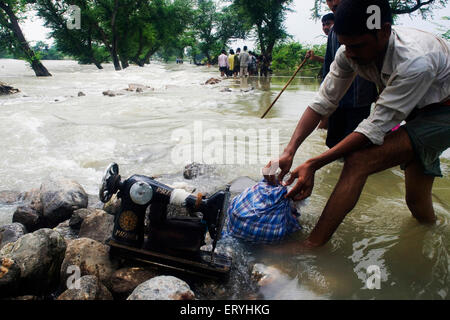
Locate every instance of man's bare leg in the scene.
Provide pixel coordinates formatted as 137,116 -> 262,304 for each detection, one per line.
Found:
305,128 -> 418,247
405,160 -> 436,223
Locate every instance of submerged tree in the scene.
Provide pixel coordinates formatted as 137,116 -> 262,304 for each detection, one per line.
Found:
0,0 -> 51,76
233,0 -> 293,64
35,0 -> 108,69
192,0 -> 249,64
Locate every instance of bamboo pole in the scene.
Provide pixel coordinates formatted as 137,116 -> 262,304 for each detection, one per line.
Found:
260,56 -> 309,119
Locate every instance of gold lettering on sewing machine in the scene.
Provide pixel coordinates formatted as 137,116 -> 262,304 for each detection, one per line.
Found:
114,230 -> 138,241
156,187 -> 171,196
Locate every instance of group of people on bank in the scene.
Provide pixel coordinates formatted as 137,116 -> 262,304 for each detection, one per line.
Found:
218,46 -> 271,78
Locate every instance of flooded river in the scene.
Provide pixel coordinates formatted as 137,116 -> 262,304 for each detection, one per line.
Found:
1,59 -> 449,300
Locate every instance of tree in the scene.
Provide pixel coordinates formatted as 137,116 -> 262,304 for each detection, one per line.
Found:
311,0 -> 448,20
0,0 -> 51,76
35,0 -> 108,69
233,0 -> 293,64
192,0 -> 249,63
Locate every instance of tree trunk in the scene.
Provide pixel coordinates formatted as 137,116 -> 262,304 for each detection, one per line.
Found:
0,2 -> 51,77
139,47 -> 156,66
119,54 -> 129,69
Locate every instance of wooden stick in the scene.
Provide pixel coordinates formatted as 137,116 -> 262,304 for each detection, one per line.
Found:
260,57 -> 309,119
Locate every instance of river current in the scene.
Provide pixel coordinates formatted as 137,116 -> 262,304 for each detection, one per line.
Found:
1,59 -> 449,300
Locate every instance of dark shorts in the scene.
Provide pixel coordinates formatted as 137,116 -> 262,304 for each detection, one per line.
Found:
219,66 -> 227,72
326,105 -> 372,149
402,104 -> 450,177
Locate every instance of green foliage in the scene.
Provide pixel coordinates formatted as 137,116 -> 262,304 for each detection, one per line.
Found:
32,40 -> 66,60
271,41 -> 326,75
189,0 -> 249,63
232,0 -> 293,59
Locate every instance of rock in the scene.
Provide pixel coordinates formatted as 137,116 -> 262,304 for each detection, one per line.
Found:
204,78 -> 221,85
240,86 -> 255,93
77,91 -> 86,97
57,275 -> 113,300
103,193 -> 121,216
127,276 -> 195,300
69,208 -> 100,230
136,87 -> 144,93
183,162 -> 215,180
102,90 -> 116,97
12,205 -> 44,233
39,179 -> 88,228
0,229 -> 66,296
0,191 -> 21,204
53,220 -> 78,242
78,210 -> 114,244
87,194 -> 104,209
220,88 -> 232,92
19,188 -> 42,211
0,257 -> 21,298
109,267 -> 158,298
0,223 -> 26,249
60,238 -> 118,289
0,82 -> 20,95
128,83 -> 146,91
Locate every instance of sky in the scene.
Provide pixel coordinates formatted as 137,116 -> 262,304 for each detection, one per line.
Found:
21,0 -> 450,49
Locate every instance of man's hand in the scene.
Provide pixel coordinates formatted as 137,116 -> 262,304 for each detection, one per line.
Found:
305,50 -> 315,61
262,152 -> 294,185
284,162 -> 316,201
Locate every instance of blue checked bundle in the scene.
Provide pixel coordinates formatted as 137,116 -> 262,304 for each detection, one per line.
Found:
224,180 -> 302,244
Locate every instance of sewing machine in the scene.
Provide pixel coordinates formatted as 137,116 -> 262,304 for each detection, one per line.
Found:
99,163 -> 232,280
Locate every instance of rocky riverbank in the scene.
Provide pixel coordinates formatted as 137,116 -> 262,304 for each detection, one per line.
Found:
0,166 -> 287,300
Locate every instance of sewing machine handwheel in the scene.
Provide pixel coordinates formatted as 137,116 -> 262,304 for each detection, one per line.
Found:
99,163 -> 121,203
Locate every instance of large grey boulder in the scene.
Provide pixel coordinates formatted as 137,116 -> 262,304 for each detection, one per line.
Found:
57,275 -> 113,300
12,180 -> 89,231
69,208 -> 99,230
12,205 -> 44,232
78,210 -> 114,244
53,220 -> 78,242
183,162 -> 215,180
60,238 -> 118,289
40,179 -> 88,228
0,229 -> 66,297
127,276 -> 195,300
0,223 -> 26,249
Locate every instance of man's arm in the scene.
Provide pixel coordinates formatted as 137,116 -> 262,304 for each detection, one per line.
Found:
285,132 -> 371,200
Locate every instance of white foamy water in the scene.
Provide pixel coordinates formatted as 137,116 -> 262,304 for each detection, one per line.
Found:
1,59 -> 449,300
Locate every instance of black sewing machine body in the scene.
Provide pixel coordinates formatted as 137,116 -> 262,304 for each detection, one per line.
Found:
99,163 -> 231,279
